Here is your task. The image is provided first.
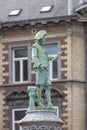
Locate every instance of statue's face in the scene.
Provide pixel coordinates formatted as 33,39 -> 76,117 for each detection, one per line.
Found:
37,36 -> 46,45
35,30 -> 47,44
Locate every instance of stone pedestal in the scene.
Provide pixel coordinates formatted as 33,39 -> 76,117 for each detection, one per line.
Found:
18,109 -> 63,130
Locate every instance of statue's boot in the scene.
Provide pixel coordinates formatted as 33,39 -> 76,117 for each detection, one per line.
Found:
47,102 -> 54,109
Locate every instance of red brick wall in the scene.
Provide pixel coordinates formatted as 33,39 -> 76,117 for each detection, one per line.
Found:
2,24 -> 68,130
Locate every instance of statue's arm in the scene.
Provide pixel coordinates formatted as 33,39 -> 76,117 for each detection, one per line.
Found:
32,47 -> 41,68
48,52 -> 61,62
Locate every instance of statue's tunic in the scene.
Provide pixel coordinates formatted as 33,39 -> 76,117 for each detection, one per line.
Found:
32,43 -> 51,86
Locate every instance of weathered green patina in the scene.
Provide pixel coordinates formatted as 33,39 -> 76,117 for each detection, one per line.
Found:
29,30 -> 61,110
28,87 -> 37,110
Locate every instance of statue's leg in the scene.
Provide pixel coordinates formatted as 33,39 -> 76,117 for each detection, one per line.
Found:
37,86 -> 45,108
45,71 -> 53,108
35,69 -> 39,85
35,68 -> 46,108
45,85 -> 53,108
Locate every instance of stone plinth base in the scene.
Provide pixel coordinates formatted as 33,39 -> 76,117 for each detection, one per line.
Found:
18,109 -> 63,130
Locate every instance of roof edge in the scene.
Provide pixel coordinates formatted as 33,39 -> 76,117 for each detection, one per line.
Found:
1,15 -> 79,30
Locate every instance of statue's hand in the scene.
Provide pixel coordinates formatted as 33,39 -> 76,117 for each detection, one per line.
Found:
50,50 -> 63,62
55,50 -> 63,58
57,50 -> 63,56
40,64 -> 46,69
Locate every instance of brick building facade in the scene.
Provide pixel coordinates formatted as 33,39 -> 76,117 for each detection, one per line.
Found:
0,0 -> 87,130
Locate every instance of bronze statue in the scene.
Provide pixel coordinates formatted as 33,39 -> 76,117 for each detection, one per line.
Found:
31,30 -> 61,109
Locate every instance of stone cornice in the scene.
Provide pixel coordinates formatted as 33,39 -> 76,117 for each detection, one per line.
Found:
0,15 -> 79,30
0,79 -> 85,88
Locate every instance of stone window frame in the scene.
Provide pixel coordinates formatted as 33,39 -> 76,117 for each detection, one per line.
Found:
12,108 -> 27,130
9,44 -> 31,84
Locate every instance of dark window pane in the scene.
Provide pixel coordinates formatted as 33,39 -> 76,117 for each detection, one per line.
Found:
15,61 -> 20,81
23,60 -> 28,81
15,110 -> 26,120
45,44 -> 58,55
14,48 -> 28,58
15,124 -> 20,130
52,59 -> 58,79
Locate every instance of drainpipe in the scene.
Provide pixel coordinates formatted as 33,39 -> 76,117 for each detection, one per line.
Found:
68,0 -> 72,15
84,22 -> 87,130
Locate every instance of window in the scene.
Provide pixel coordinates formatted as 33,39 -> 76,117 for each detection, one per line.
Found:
40,5 -> 53,13
54,106 -> 59,117
50,57 -> 58,80
13,47 -> 28,83
12,108 -> 27,130
9,9 -> 22,16
45,43 -> 61,81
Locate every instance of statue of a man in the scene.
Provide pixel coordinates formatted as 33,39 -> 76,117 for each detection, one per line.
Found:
32,30 -> 61,109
